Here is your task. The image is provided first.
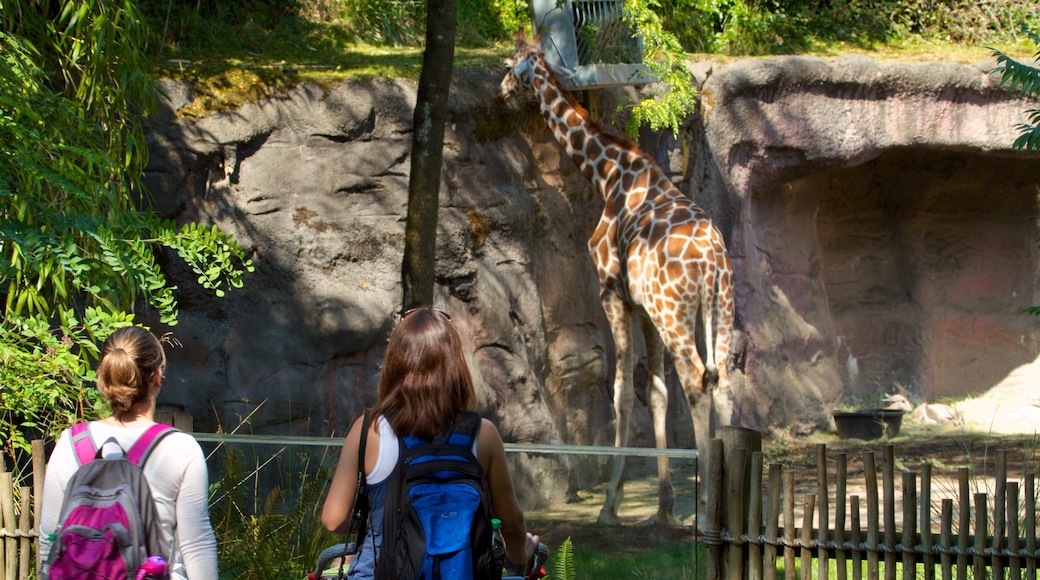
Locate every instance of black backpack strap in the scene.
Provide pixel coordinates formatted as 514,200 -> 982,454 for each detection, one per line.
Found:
353,410 -> 371,526
405,411 -> 482,450
448,411 -> 481,448
336,410 -> 371,578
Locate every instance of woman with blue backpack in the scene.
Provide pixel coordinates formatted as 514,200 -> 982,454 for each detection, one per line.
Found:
321,307 -> 539,580
39,325 -> 218,579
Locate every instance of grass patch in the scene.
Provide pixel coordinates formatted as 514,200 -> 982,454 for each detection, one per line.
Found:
574,541 -> 704,580
156,40 -> 511,116
146,5 -> 1039,118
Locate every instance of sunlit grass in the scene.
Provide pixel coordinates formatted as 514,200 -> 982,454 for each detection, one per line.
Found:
155,41 -> 512,116
575,542 -> 704,580
149,9 -> 1037,118
808,36 -> 1038,63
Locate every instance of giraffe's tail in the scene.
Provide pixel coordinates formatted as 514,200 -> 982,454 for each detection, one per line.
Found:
701,365 -> 719,392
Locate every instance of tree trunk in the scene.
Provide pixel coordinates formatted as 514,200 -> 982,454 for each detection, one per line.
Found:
401,0 -> 456,310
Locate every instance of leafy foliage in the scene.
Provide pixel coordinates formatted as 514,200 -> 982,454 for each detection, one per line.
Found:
0,0 -> 252,473
991,26 -> 1040,317
618,0 -> 699,137
990,27 -> 1040,151
660,0 -> 1040,56
550,537 -> 576,580
341,0 -> 518,46
0,309 -> 133,460
208,444 -> 335,580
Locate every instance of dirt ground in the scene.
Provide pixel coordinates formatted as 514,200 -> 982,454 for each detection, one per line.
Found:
524,421 -> 1040,559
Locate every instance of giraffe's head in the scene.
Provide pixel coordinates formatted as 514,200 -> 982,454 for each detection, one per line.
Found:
498,28 -> 542,101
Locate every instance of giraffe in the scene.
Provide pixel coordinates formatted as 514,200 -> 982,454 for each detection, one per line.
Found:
499,29 -> 735,527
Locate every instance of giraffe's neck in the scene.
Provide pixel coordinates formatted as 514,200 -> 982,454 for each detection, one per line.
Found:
531,60 -> 615,187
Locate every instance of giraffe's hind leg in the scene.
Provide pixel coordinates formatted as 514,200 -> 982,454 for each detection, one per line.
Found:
710,234 -> 736,427
642,322 -> 681,527
661,313 -> 714,532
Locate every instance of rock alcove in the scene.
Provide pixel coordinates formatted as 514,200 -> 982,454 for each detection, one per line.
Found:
143,54 -> 1040,505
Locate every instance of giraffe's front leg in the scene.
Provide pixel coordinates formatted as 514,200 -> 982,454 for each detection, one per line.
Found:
598,294 -> 633,527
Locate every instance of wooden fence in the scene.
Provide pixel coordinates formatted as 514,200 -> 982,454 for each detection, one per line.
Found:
7,416 -> 1039,579
703,433 -> 1040,579
0,411 -> 193,579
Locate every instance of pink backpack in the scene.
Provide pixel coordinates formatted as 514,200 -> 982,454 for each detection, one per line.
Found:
44,422 -> 176,580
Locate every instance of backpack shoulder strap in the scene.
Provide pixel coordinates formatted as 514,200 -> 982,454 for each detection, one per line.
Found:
69,422 -> 96,466
69,421 -> 178,467
346,411 -> 372,561
444,411 -> 481,449
356,411 -> 370,493
402,411 -> 482,451
126,423 -> 178,466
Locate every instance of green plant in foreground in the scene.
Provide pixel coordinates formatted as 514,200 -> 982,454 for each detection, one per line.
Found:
1,0 -> 253,480
209,444 -> 336,579
550,536 -> 575,580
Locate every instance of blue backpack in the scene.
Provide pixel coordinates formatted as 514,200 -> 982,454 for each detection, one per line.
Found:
370,411 -> 499,580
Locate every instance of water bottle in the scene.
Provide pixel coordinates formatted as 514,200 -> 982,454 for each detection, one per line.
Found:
491,518 -> 507,569
136,555 -> 167,580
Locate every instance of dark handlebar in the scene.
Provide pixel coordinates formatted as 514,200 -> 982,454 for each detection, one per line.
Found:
503,541 -> 550,580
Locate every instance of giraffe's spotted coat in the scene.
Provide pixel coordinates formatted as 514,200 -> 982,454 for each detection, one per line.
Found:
500,30 -> 736,526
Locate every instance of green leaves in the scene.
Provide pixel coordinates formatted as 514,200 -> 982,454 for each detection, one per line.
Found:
0,310 -> 123,458
993,27 -> 1040,319
989,26 -> 1040,153
551,537 -> 576,580
0,0 -> 252,475
158,221 -> 255,301
1,209 -> 253,326
618,0 -> 698,137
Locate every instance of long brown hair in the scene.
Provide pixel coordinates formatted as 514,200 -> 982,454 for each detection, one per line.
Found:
96,326 -> 166,413
371,308 -> 475,440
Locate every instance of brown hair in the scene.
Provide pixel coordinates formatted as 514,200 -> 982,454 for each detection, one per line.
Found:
371,308 -> 475,440
96,326 -> 166,413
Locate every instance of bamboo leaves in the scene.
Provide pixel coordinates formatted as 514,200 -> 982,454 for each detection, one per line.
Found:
0,0 -> 252,470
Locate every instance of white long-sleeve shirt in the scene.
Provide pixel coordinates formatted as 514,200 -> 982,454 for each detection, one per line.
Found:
40,422 -> 219,580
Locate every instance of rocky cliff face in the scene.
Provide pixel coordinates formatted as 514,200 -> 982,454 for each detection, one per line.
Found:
693,55 -> 1040,431
143,56 -> 1040,503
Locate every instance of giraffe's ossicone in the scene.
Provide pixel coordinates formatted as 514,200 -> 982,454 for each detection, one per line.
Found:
500,28 -> 736,528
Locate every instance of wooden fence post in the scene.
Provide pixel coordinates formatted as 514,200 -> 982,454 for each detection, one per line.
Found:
3,472 -> 16,580
816,444 -> 829,580
32,439 -> 44,580
763,462 -> 781,580
863,451 -> 879,579
155,410 -> 194,432
1025,473 -> 1036,578
783,470 -> 795,578
901,471 -> 917,580
920,463 -> 933,580
835,453 -> 847,580
727,447 -> 747,580
716,426 -> 761,580
19,486 -> 30,579
956,468 -> 969,580
748,452 -> 763,580
882,445 -> 896,580
706,438 -> 725,580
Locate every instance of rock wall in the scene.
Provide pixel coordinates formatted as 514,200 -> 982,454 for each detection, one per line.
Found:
143,56 -> 1040,503
692,55 -> 1040,431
